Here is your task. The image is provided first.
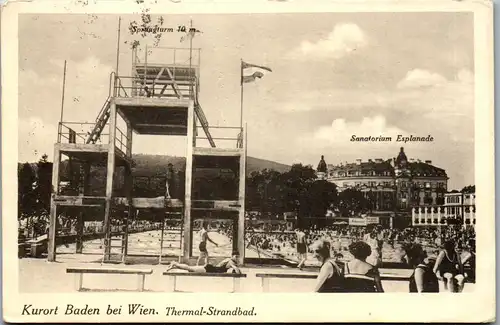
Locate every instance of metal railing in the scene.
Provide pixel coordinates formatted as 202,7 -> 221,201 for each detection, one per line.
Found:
115,127 -> 129,154
113,74 -> 198,99
195,126 -> 244,149
58,122 -> 88,144
57,121 -> 130,155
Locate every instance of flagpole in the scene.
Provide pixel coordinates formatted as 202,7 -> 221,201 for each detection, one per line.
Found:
240,58 -> 244,129
189,19 -> 193,99
58,60 -> 67,142
115,17 -> 121,75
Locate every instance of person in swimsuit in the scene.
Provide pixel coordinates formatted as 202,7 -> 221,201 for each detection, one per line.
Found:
197,221 -> 218,266
312,239 -> 343,292
401,243 -> 439,293
461,239 -> 476,284
343,241 -> 384,292
433,239 -> 464,292
363,226 -> 382,267
165,163 -> 175,199
295,228 -> 307,270
166,252 -> 241,274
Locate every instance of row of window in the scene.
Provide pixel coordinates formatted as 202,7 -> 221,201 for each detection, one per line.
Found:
334,180 -> 446,189
330,171 -> 392,177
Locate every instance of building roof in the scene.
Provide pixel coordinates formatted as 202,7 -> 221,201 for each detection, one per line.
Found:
328,148 -> 447,178
330,160 -> 393,172
409,162 -> 447,178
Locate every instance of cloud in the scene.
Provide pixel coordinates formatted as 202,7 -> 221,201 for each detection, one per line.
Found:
277,69 -> 474,119
397,69 -> 447,89
289,23 -> 367,60
308,115 -> 406,145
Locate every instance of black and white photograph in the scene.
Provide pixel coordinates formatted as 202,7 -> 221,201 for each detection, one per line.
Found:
2,0 -> 495,322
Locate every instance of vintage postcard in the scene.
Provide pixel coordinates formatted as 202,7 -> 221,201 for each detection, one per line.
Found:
1,0 -> 495,322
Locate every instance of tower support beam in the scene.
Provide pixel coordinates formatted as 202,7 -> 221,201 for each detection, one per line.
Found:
103,100 -> 117,261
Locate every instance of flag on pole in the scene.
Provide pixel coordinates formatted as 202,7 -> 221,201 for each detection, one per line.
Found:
180,29 -> 196,43
242,61 -> 272,72
242,71 -> 265,83
180,28 -> 202,42
241,61 -> 272,84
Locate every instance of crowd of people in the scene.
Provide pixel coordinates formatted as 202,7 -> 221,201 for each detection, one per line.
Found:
244,224 -> 475,261
163,220 -> 476,293
21,209 -> 476,293
311,235 -> 475,293
241,223 -> 476,293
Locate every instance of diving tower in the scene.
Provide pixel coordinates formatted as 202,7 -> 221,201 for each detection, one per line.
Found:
48,47 -> 246,264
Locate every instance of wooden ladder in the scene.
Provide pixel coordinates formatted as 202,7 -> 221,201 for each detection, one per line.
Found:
159,210 -> 184,264
86,97 -> 111,144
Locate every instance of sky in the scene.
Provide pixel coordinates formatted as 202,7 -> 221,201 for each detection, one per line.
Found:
18,12 -> 474,190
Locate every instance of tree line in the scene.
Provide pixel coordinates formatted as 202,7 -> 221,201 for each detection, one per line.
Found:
18,154 -> 52,237
18,155 -> 476,233
245,164 -> 374,229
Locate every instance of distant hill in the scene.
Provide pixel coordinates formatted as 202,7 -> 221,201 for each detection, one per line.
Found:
18,154 -> 291,179
130,154 -> 291,176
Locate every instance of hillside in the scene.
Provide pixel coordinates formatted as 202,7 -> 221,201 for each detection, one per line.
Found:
19,154 -> 291,178
130,154 -> 291,176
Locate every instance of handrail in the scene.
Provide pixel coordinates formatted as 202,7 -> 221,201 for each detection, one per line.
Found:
58,122 -> 90,143
95,96 -> 111,123
118,78 -> 128,97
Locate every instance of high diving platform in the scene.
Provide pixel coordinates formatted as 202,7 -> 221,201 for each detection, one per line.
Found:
48,47 -> 246,264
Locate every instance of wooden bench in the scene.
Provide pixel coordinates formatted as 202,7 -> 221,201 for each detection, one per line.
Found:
255,273 -> 410,292
162,272 -> 247,292
66,267 -> 153,291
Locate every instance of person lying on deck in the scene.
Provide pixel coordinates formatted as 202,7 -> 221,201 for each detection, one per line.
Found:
165,252 -> 241,274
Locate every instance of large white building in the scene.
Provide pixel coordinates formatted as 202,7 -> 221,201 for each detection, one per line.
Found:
411,192 -> 476,226
326,147 -> 448,213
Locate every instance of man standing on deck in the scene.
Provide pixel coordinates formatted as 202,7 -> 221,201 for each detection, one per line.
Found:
295,227 -> 308,270
165,163 -> 175,199
197,221 -> 219,266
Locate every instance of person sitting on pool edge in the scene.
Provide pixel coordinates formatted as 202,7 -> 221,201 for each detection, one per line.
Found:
312,239 -> 343,293
401,242 -> 439,293
165,251 -> 242,274
342,241 -> 384,293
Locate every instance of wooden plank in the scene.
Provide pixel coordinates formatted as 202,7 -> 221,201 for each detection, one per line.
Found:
183,100 -> 194,262
113,197 -> 184,209
126,121 -> 133,158
162,272 -> 247,278
59,143 -> 109,153
165,67 -> 183,99
114,97 -> 190,108
193,147 -> 243,157
159,84 -> 168,95
47,145 -> 61,262
254,273 -> 410,281
76,211 -> 84,253
103,100 -> 117,260
238,128 -> 246,263
154,67 -> 165,84
67,267 -> 153,274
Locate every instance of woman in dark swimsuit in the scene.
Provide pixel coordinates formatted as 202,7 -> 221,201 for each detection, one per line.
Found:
401,243 -> 439,293
166,252 -> 241,274
312,239 -> 343,292
343,241 -> 384,292
433,239 -> 464,292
